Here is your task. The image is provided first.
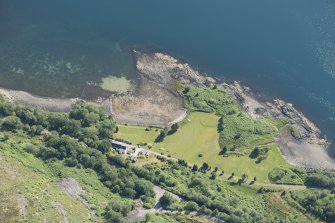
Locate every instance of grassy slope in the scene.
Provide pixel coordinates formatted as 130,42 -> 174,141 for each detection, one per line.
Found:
0,147 -> 90,222
0,133 -> 119,222
115,112 -> 291,183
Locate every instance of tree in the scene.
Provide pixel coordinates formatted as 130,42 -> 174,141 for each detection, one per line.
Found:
0,98 -> 14,116
97,139 -> 111,154
121,188 -> 136,199
210,172 -> 217,180
218,117 -> 224,132
155,127 -> 168,142
15,106 -> 37,125
36,147 -> 57,160
185,201 -> 199,211
169,123 -> 179,134
219,146 -> 228,156
249,147 -> 260,159
201,162 -> 209,172
104,210 -> 126,223
192,164 -> 199,172
178,159 -> 188,167
159,192 -> 177,210
64,157 -> 78,167
61,119 -> 81,136
134,179 -> 154,197
1,116 -> 23,131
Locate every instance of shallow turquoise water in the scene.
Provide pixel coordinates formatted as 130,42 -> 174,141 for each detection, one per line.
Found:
0,0 -> 334,154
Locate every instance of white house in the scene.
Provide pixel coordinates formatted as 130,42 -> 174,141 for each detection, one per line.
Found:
111,140 -> 131,154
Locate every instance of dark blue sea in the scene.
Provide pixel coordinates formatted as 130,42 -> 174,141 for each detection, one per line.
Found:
0,0 -> 334,155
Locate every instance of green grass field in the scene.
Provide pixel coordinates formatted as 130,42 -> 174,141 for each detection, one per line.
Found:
153,112 -> 220,164
115,125 -> 160,146
115,112 -> 292,183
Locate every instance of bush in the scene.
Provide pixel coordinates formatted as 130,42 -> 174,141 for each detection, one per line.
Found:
185,201 -> 199,211
304,171 -> 335,189
103,210 -> 126,223
159,193 -> 178,210
104,200 -> 132,217
292,189 -> 335,222
268,168 -> 303,185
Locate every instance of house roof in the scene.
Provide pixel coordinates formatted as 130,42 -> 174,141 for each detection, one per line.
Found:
112,140 -> 131,148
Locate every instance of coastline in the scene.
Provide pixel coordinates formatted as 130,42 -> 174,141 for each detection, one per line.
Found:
0,88 -> 110,112
1,49 -> 334,170
222,81 -> 334,170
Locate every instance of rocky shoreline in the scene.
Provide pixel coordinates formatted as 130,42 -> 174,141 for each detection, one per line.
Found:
222,81 -> 334,170
0,88 -> 110,113
1,49 -> 334,170
132,50 -> 334,170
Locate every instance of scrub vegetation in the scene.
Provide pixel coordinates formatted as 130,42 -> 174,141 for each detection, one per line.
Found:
1,89 -> 334,222
182,86 -> 275,149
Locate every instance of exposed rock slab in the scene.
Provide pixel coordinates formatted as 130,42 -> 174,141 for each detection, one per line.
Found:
17,193 -> 27,220
57,178 -> 96,221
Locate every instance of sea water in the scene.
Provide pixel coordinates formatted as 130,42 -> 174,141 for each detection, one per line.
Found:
0,0 -> 334,155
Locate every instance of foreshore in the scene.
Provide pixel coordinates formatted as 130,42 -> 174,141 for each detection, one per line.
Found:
1,49 -> 334,170
0,87 -> 112,112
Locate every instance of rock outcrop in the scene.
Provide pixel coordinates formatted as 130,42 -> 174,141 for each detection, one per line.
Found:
223,81 -> 334,169
223,81 -> 328,146
135,50 -> 216,87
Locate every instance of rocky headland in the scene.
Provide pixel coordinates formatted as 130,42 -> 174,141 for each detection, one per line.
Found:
223,81 -> 334,170
130,50 -> 334,169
